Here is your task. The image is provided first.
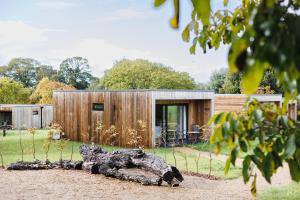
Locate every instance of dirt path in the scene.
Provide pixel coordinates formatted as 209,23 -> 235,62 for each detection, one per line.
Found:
0,166 -> 291,200
0,148 -> 292,200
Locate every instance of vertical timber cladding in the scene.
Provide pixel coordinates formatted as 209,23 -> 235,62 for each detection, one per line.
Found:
53,91 -> 153,147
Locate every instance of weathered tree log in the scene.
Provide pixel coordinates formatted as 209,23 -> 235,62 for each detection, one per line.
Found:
6,160 -> 83,170
79,144 -> 183,186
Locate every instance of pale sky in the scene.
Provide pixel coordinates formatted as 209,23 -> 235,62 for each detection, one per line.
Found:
0,0 -> 237,83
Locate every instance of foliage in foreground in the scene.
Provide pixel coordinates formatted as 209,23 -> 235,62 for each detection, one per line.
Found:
209,100 -> 300,196
155,0 -> 300,196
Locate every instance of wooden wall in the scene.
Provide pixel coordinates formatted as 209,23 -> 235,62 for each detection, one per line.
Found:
214,95 -> 247,114
53,91 -> 153,147
12,105 -> 53,129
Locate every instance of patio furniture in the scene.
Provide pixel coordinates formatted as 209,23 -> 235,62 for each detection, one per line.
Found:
0,121 -> 12,137
187,124 -> 201,144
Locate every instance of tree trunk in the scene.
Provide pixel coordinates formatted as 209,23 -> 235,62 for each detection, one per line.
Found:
79,144 -> 183,186
6,160 -> 83,170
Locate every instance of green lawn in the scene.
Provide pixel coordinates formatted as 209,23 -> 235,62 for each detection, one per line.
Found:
0,129 -> 241,179
189,142 -> 230,155
260,182 -> 300,200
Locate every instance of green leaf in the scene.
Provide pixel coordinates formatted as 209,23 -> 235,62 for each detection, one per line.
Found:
263,153 -> 274,183
250,174 -> 257,197
193,0 -> 211,25
182,25 -> 190,42
241,62 -> 266,95
288,159 -> 300,182
224,0 -> 228,6
189,44 -> 196,54
154,0 -> 166,7
230,148 -> 238,166
239,139 -> 248,152
284,134 -> 296,158
242,156 -> 251,183
224,155 -> 231,176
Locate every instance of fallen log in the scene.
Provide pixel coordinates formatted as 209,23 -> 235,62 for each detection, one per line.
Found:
79,144 -> 183,186
6,160 -> 83,170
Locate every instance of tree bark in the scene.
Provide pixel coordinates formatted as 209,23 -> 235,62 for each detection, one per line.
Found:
79,144 -> 183,186
6,160 -> 83,170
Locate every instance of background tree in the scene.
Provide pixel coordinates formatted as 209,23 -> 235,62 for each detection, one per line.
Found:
99,59 -> 197,89
208,68 -> 226,93
0,77 -> 30,104
36,65 -> 58,81
30,77 -> 75,104
0,58 -> 40,87
57,57 -> 95,89
219,72 -> 241,94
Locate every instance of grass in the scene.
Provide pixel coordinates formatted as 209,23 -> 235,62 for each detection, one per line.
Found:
0,129 -> 241,179
260,182 -> 300,200
189,142 -> 247,158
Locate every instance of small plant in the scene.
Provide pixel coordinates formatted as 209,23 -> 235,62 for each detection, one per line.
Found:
70,142 -> 74,160
209,151 -> 212,176
57,138 -> 68,162
19,129 -> 24,162
172,144 -> 177,167
82,132 -> 90,144
127,120 -> 146,148
95,120 -> 104,143
181,152 -> 189,172
194,152 -> 201,174
104,125 -> 119,146
27,127 -> 37,160
43,139 -> 51,162
0,134 -> 4,168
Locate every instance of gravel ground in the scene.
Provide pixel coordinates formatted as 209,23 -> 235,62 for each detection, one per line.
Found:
0,149 -> 292,200
0,169 -> 259,200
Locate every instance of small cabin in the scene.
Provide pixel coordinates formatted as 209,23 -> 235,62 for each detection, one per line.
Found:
53,90 -> 297,148
53,90 -> 214,147
0,104 -> 53,129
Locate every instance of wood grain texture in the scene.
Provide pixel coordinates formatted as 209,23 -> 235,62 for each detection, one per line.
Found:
53,91 -> 153,147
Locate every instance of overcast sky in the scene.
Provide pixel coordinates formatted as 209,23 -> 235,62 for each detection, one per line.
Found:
0,0 -> 237,83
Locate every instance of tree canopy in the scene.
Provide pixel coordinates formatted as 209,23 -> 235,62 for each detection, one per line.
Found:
30,77 -> 75,104
0,77 -> 30,104
0,58 -> 58,88
99,59 -> 197,90
209,68 -> 281,94
57,57 -> 96,89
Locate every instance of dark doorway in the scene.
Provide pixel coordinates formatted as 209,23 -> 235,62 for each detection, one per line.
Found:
0,111 -> 12,126
155,104 -> 188,145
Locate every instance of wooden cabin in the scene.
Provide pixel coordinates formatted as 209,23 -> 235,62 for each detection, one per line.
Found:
53,90 -> 298,148
0,104 -> 53,129
53,90 -> 214,147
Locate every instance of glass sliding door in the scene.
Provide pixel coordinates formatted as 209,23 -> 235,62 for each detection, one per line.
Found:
155,104 -> 188,143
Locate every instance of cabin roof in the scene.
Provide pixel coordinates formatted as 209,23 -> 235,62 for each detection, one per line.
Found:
53,89 -> 215,93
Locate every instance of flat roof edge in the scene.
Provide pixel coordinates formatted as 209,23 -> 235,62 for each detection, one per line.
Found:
53,89 -> 215,93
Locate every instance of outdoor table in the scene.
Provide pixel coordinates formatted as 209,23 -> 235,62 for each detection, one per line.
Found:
187,131 -> 201,143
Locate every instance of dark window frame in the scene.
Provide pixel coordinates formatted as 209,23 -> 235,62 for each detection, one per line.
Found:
92,103 -> 104,111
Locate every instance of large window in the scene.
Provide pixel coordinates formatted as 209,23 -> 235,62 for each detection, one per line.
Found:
155,104 -> 187,132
